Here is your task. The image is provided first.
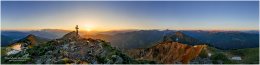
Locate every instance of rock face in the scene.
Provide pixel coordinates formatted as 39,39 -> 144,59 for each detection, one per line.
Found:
2,31 -> 150,64
127,41 -> 207,64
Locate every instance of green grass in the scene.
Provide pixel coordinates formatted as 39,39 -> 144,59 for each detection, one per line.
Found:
227,47 -> 259,64
207,46 -> 259,64
1,47 -> 7,56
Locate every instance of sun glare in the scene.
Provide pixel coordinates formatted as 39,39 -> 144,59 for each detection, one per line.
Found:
83,24 -> 94,31
86,28 -> 92,31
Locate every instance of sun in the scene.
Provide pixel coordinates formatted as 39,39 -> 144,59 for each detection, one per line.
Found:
86,28 -> 92,31
83,24 -> 94,31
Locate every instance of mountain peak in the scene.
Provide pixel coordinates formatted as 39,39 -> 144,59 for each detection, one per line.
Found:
174,31 -> 185,37
26,34 -> 36,39
15,34 -> 37,44
7,34 -> 49,53
14,34 -> 49,46
163,31 -> 203,45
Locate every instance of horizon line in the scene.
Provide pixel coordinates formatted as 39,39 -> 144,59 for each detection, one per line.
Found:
1,28 -> 259,32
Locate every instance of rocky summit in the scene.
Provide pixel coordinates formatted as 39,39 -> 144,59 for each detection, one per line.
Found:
1,31 -> 153,64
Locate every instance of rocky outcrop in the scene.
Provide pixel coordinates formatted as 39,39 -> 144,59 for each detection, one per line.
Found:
127,41 -> 207,64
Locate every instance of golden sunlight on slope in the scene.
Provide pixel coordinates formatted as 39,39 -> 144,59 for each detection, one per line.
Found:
126,41 -> 207,64
11,43 -> 22,51
27,35 -> 37,48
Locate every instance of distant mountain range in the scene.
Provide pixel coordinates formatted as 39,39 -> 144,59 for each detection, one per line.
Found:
1,29 -> 70,46
1,29 -> 259,50
181,30 -> 259,49
162,31 -> 205,45
86,30 -> 259,50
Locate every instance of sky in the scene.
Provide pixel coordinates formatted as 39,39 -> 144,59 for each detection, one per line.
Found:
1,1 -> 259,31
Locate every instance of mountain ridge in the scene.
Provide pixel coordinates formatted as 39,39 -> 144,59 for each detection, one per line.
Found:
162,31 -> 205,45
126,41 -> 207,64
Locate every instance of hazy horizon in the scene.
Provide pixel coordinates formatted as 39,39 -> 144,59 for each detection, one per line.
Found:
2,1 -> 259,31
1,28 -> 259,32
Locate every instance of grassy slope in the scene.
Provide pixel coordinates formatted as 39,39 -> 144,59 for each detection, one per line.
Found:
226,47 -> 259,64
206,46 -> 259,64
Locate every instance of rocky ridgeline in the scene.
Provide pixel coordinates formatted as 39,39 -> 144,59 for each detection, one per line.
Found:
2,31 -> 152,64
126,41 -> 207,64
125,31 -> 210,64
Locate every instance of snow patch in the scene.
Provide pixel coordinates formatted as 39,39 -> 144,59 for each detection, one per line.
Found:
7,50 -> 21,55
